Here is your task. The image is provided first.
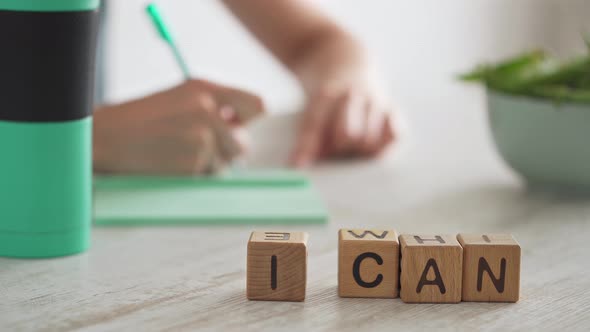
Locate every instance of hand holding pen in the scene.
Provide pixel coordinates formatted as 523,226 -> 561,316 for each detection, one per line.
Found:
135,3 -> 264,173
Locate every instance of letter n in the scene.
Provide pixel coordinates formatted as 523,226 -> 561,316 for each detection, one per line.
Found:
477,257 -> 506,293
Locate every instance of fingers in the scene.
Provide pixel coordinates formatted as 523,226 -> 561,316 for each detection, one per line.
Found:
230,126 -> 251,154
359,101 -> 380,155
317,92 -> 396,161
373,112 -> 396,157
178,90 -> 244,172
290,95 -> 333,167
187,124 -> 229,175
194,111 -> 243,162
290,89 -> 397,167
190,126 -> 216,174
215,86 -> 265,123
186,80 -> 265,124
330,92 -> 366,155
360,101 -> 394,156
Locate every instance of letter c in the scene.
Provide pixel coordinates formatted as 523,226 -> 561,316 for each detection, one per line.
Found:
353,252 -> 384,288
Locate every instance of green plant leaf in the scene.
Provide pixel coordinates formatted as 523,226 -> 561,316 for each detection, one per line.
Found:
460,44 -> 590,103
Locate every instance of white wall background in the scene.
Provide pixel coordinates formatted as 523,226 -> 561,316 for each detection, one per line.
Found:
104,0 -> 590,112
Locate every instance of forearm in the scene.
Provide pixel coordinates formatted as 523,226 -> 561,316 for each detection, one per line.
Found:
222,0 -> 372,95
288,30 -> 371,96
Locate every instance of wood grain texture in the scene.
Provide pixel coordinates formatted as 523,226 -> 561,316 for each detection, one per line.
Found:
338,229 -> 399,298
1,98 -> 590,331
400,234 -> 463,303
457,233 -> 520,302
247,231 -> 308,301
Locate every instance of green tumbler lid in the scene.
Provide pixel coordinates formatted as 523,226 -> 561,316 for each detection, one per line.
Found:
0,0 -> 99,11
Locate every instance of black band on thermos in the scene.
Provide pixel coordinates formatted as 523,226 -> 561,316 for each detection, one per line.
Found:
0,9 -> 99,122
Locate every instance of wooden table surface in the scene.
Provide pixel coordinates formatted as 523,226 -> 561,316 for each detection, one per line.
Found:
1,90 -> 589,331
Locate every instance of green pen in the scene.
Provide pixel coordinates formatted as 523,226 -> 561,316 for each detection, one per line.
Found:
146,3 -> 191,79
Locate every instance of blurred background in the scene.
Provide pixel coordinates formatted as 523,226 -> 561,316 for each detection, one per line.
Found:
102,0 -> 590,112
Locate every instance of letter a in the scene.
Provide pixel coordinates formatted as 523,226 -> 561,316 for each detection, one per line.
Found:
416,258 -> 446,294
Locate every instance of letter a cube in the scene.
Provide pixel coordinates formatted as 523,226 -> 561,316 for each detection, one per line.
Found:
457,233 -> 520,302
338,229 -> 399,298
399,234 -> 463,303
247,231 -> 308,302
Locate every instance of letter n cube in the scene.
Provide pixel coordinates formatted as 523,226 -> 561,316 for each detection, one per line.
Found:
457,233 -> 520,302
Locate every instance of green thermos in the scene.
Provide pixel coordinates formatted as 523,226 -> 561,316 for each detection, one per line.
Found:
0,0 -> 100,257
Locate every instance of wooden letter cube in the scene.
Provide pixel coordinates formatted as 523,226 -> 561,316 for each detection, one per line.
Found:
247,231 -> 308,302
399,234 -> 463,303
338,229 -> 400,298
457,233 -> 521,302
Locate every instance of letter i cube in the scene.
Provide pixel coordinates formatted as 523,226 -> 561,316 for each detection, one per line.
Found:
247,231 -> 308,302
338,229 -> 399,298
457,234 -> 521,302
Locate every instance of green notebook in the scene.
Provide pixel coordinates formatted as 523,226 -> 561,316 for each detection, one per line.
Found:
93,170 -> 328,226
